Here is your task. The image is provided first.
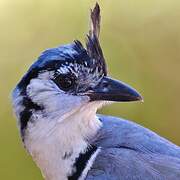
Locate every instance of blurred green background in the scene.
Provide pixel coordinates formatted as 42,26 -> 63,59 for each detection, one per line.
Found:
0,0 -> 180,179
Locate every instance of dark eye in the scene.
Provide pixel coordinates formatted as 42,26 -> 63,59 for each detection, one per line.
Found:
54,74 -> 76,91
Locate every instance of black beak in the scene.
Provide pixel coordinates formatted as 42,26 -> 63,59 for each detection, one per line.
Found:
87,76 -> 143,102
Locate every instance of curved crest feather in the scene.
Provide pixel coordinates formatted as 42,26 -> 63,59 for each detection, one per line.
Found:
86,3 -> 107,75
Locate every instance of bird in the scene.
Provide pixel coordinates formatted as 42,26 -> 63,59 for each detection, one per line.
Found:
12,3 -> 180,180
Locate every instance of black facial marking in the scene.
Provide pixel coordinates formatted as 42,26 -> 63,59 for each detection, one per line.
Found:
17,66 -> 44,140
19,96 -> 43,141
68,145 -> 98,180
62,151 -> 73,160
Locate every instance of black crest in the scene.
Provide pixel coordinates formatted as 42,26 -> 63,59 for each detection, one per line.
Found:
86,3 -> 107,76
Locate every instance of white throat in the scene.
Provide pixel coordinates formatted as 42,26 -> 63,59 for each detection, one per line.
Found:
24,102 -> 102,180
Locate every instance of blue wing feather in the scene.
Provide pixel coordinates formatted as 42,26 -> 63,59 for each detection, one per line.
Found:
86,115 -> 180,179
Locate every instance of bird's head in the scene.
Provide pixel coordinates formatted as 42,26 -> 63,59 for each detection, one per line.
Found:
12,4 -> 142,140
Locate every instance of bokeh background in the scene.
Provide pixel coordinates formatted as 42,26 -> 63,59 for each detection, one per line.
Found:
1,0 -> 180,179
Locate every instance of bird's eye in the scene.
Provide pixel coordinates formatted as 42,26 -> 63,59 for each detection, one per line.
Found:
54,74 -> 76,91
